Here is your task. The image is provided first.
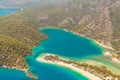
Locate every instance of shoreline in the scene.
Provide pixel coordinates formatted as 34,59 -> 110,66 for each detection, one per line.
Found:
104,51 -> 120,64
94,40 -> 114,50
40,27 -> 114,51
36,55 -> 101,80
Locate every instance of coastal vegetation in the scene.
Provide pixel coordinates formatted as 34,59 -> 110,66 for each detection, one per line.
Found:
0,10 -> 46,79
0,34 -> 30,67
0,34 -> 38,79
39,54 -> 120,80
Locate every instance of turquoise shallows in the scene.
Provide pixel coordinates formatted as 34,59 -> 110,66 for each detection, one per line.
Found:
0,8 -> 19,16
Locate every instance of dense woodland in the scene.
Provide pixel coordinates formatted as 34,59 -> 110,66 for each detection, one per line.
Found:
0,34 -> 30,69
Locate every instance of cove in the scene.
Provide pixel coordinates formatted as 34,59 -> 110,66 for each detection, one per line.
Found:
0,8 -> 19,16
0,27 -> 103,80
33,27 -> 103,58
29,27 -> 103,80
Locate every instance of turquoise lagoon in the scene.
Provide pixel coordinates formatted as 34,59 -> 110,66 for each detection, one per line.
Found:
0,8 -> 19,16
33,28 -> 102,58
0,27 -> 103,80
29,27 -> 103,80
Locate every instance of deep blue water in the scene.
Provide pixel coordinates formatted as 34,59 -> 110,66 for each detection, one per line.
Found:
0,27 -> 103,80
0,8 -> 19,16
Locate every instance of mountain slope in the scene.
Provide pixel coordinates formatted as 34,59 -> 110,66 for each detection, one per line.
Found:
10,0 -> 120,59
0,34 -> 30,70
12,0 -> 120,51
0,15 -> 46,46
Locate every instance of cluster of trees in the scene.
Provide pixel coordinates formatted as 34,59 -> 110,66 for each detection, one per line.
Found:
44,55 -> 120,79
0,34 -> 30,69
80,64 -> 120,79
0,11 -> 46,70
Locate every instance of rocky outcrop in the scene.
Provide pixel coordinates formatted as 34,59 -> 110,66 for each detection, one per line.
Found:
39,14 -> 50,22
59,17 -> 76,28
73,6 -> 113,47
110,1 -> 120,8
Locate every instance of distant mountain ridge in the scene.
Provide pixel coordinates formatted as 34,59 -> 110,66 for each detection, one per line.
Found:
0,0 -> 64,8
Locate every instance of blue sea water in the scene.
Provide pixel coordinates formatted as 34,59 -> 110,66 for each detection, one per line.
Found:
0,68 -> 31,80
0,8 -> 19,16
0,27 -> 103,80
33,28 -> 102,58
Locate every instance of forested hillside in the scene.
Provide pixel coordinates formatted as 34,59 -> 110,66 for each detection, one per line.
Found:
0,34 -> 30,70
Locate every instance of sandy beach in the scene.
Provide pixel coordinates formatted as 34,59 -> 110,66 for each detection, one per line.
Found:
36,56 -> 101,80
104,51 -> 112,56
94,40 -> 114,50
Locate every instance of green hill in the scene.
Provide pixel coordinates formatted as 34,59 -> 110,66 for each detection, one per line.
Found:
0,10 -> 46,75
0,15 -> 46,46
0,34 -> 30,69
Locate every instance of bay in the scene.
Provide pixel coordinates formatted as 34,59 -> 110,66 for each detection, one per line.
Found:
30,27 -> 103,80
0,27 -> 103,80
33,28 -> 102,58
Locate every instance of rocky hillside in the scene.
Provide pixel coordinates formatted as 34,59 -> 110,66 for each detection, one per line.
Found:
16,0 -> 119,51
20,0 -> 120,59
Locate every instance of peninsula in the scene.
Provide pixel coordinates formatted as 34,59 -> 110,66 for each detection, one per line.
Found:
36,54 -> 120,80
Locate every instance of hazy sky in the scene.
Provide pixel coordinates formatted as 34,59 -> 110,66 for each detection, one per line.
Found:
0,0 -> 64,8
